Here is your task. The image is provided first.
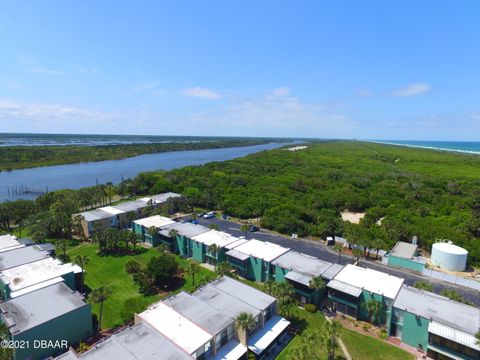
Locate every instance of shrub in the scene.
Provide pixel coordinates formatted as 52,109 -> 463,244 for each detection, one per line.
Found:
125,260 -> 142,274
304,303 -> 317,313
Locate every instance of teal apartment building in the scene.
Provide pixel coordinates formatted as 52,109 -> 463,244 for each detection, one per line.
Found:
158,222 -> 210,257
190,230 -> 246,265
132,215 -> 175,246
327,264 -> 404,326
0,282 -> 93,360
0,257 -> 80,300
225,239 -> 290,282
385,241 -> 426,273
392,285 -> 480,360
271,251 -> 342,305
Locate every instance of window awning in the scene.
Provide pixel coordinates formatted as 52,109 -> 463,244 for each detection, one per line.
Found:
285,271 -> 312,287
213,339 -> 247,360
327,279 -> 362,297
226,249 -> 249,261
248,315 -> 290,355
428,321 -> 480,351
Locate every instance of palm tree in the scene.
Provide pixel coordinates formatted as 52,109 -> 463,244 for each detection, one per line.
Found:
235,312 -> 256,345
168,229 -> 179,238
240,224 -> 249,239
364,299 -> 382,324
333,243 -> 343,264
208,244 -> 219,269
147,226 -> 159,245
186,260 -> 200,288
132,233 -> 142,253
90,286 -> 112,330
56,239 -> 68,260
352,247 -> 363,264
309,276 -> 326,305
208,223 -> 220,231
74,255 -> 89,294
216,262 -> 233,277
156,243 -> 170,254
326,320 -> 341,360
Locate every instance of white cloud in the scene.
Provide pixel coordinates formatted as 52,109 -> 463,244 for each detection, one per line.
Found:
392,83 -> 431,97
182,86 -> 221,99
130,81 -> 159,93
0,98 -> 119,124
271,87 -> 290,97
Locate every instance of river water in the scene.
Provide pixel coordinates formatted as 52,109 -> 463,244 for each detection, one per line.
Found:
0,143 -> 284,202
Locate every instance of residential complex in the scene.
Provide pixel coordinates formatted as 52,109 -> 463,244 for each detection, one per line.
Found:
0,236 -> 92,360
132,215 -> 175,246
76,192 -> 180,237
225,239 -> 290,281
57,276 -> 290,360
392,285 -> 480,360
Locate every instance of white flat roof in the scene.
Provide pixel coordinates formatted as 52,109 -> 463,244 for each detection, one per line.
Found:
248,315 -> 290,355
10,277 -> 64,298
429,321 -> 480,351
0,258 -> 76,293
99,206 -> 124,215
333,264 -> 404,299
229,239 -> 290,263
225,238 -> 248,250
133,215 -> 175,229
0,235 -> 24,253
138,302 -> 212,355
212,339 -> 247,360
192,230 -> 240,248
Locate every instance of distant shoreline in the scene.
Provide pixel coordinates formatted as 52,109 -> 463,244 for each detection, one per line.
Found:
365,140 -> 480,156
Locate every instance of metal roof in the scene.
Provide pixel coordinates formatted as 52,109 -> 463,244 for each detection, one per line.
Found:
159,222 -> 210,239
327,279 -> 362,297
333,264 -> 404,299
285,270 -> 312,287
162,291 -> 232,336
226,239 -> 290,263
321,263 -> 344,280
394,285 -> 480,335
390,241 -> 418,259
112,200 -> 148,213
272,251 -> 332,278
248,315 -> 290,355
133,215 -> 175,229
225,249 -> 249,261
0,245 -> 50,270
428,321 -> 480,351
0,282 -> 87,335
78,208 -> 113,222
192,230 -> 240,248
74,322 -> 192,360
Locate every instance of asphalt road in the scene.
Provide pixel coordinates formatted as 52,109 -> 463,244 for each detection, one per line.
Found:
188,216 -> 480,306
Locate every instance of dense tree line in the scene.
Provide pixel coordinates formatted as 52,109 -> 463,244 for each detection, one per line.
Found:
0,139 -> 270,171
123,141 -> 480,266
3,141 -> 480,267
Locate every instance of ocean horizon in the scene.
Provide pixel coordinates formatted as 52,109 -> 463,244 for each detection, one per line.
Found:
369,139 -> 480,155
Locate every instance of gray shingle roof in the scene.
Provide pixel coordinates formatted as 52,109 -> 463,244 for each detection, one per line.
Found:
0,282 -> 87,335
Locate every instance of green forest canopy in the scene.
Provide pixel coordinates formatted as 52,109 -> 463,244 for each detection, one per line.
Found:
134,141 -> 480,266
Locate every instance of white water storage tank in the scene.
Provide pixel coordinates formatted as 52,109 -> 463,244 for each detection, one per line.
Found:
431,241 -> 468,271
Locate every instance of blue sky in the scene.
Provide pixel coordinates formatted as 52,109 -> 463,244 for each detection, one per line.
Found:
0,1 -> 479,140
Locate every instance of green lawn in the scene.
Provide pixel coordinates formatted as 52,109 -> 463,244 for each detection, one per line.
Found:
67,243 -> 216,329
276,308 -> 414,360
342,328 -> 414,360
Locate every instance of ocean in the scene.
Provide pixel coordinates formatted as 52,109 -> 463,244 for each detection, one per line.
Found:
371,140 -> 480,155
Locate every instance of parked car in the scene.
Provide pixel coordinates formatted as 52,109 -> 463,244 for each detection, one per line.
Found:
188,219 -> 199,225
203,211 -> 215,219
248,225 -> 259,232
198,212 -> 206,217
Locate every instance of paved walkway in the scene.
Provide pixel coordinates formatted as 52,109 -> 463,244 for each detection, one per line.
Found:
387,337 -> 429,359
